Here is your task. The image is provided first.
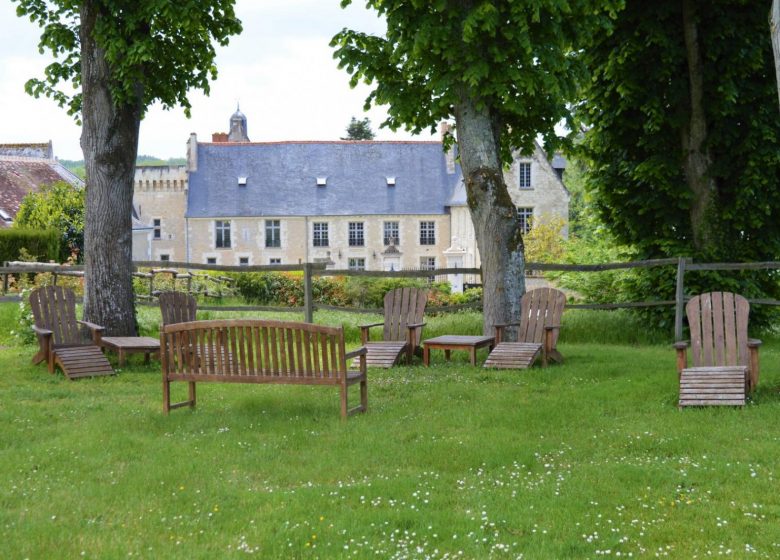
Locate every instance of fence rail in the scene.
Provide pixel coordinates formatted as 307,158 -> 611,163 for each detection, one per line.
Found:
4,257 -> 780,339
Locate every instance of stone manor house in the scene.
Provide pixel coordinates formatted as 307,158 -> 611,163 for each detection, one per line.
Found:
132,109 -> 569,287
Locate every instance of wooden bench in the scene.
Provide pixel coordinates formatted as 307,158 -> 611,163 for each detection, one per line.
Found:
161,319 -> 367,419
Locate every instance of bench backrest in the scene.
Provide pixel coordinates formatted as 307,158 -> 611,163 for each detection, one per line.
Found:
686,291 -> 749,368
161,319 -> 348,380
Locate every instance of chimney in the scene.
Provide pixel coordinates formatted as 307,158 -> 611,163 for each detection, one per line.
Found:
187,133 -> 198,172
211,132 -> 229,143
439,122 -> 456,174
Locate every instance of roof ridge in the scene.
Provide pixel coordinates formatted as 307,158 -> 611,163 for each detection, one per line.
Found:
200,140 -> 442,146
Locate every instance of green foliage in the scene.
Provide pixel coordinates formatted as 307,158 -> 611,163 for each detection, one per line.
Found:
577,1 -> 780,315
14,0 -> 243,119
341,116 -> 375,140
0,228 -> 59,264
332,0 -> 623,161
14,181 -> 85,262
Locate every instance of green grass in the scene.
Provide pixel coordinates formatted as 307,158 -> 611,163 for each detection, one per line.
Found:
3,303 -> 780,558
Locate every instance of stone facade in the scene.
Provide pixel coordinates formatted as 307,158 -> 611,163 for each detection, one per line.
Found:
132,111 -> 569,286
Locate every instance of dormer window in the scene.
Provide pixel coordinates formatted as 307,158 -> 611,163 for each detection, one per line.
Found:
316,177 -> 327,186
386,176 -> 396,186
237,176 -> 247,186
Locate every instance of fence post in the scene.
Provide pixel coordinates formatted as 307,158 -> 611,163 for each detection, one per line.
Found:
303,263 -> 314,323
674,257 -> 687,341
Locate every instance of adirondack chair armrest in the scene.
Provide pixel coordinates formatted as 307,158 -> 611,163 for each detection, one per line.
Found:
406,322 -> 426,329
674,341 -> 689,375
493,322 -> 521,344
345,347 -> 367,360
747,338 -> 762,348
544,325 -> 561,331
406,322 -> 426,346
358,322 -> 384,344
32,325 -> 53,337
77,320 -> 105,344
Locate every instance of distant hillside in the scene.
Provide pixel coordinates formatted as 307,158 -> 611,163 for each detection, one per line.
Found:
59,155 -> 186,180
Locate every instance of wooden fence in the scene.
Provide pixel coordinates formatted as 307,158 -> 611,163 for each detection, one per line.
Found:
3,256 -> 780,339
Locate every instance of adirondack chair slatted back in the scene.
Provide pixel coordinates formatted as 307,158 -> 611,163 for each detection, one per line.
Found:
686,292 -> 749,368
30,286 -> 84,346
518,288 -> 566,345
162,320 -> 348,379
383,287 -> 428,343
159,292 -> 197,325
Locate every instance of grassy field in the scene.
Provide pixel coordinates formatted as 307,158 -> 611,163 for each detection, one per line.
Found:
2,302 -> 780,558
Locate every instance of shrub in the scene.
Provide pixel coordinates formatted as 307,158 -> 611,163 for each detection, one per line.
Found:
0,228 -> 59,264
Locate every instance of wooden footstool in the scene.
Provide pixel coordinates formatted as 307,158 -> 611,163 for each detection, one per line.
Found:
101,336 -> 160,367
423,335 -> 495,366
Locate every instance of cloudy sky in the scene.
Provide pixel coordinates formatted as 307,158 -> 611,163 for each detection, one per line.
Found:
0,0 -> 436,161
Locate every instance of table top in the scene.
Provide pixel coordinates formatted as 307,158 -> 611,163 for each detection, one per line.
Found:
424,335 -> 495,346
101,336 -> 160,349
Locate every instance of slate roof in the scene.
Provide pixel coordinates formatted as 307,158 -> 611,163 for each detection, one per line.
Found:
0,157 -> 82,227
187,141 -> 459,218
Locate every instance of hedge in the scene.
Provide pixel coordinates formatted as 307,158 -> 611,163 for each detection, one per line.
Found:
0,228 -> 60,264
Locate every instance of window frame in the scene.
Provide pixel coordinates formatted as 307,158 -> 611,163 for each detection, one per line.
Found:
348,222 -> 365,247
265,219 -> 281,248
215,220 -> 231,249
312,222 -> 329,247
516,207 -> 534,234
348,257 -> 366,271
153,218 -> 161,240
419,221 -> 436,246
383,221 -> 400,246
518,162 -> 532,189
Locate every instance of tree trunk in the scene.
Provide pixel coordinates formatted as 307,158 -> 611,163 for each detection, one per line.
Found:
681,0 -> 717,254
454,93 -> 526,336
771,0 -> 780,109
79,1 -> 142,335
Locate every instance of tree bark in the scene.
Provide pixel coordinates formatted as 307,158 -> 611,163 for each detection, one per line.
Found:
681,0 -> 717,254
454,93 -> 526,336
80,1 -> 142,335
771,0 -> 780,109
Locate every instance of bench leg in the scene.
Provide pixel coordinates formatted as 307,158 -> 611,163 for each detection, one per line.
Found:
340,384 -> 348,419
423,346 -> 430,366
163,379 -> 171,414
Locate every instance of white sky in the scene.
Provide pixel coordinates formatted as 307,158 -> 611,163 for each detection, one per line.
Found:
0,0 -> 436,161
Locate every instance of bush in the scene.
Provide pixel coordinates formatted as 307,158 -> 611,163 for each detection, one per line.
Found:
0,228 -> 59,264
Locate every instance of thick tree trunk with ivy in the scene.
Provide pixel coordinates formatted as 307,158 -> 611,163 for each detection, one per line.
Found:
79,1 -> 141,336
455,95 -> 525,336
772,0 -> 780,108
681,0 -> 717,254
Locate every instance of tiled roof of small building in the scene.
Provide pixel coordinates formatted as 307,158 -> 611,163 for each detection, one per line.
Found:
0,159 -> 78,227
187,141 -> 459,218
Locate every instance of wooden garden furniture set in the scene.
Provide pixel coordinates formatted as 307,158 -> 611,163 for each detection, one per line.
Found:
29,284 -> 761,413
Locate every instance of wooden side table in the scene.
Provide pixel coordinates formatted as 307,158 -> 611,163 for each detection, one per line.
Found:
423,335 -> 495,366
101,336 -> 160,367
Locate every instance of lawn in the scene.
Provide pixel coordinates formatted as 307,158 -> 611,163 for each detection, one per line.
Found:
2,302 -> 780,558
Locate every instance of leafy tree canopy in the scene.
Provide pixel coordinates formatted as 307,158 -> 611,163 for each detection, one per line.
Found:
14,181 -> 85,262
342,116 -> 375,140
14,0 -> 242,118
578,0 -> 780,263
332,0 -> 623,162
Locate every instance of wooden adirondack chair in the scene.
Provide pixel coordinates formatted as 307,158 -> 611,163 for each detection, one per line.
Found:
484,287 -> 566,369
675,291 -> 761,407
158,291 -> 197,325
29,286 -> 114,379
359,287 -> 428,368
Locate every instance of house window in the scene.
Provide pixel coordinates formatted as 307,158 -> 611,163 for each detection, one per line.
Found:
516,207 -> 534,234
239,257 -> 249,266
420,256 -> 436,271
384,221 -> 399,246
215,220 -> 231,248
269,258 -> 282,265
206,257 -> 217,265
313,222 -> 329,247
420,221 -> 436,245
348,222 -> 364,247
153,218 -> 161,240
518,162 -> 531,189
159,254 -> 170,262
265,220 -> 281,248
348,258 -> 366,271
